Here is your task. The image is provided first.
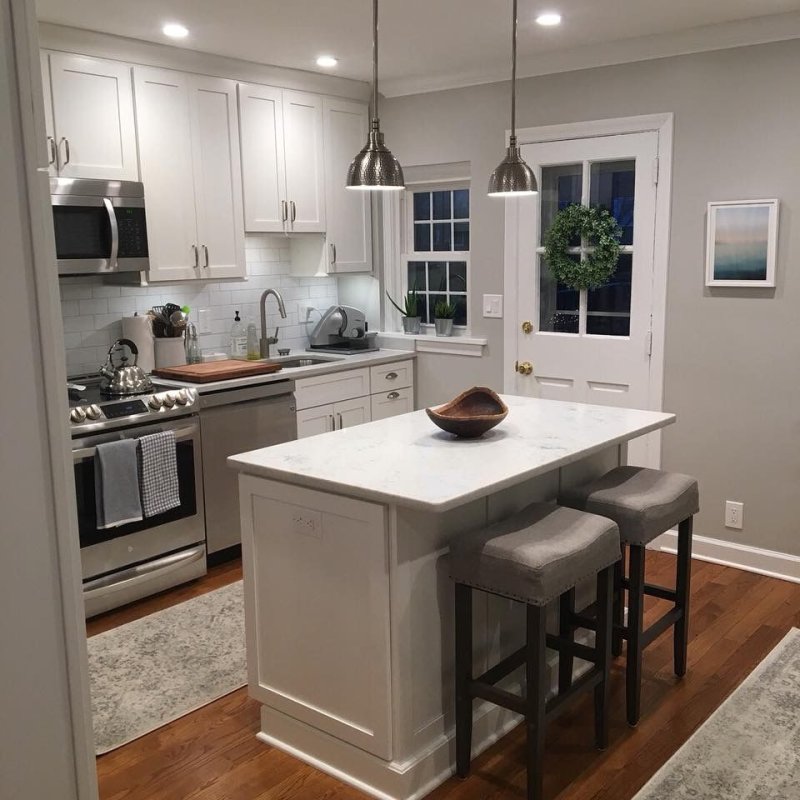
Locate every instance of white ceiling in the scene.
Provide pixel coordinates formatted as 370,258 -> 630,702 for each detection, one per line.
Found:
36,0 -> 800,96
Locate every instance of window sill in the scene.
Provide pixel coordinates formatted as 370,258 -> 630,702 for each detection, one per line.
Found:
376,331 -> 487,357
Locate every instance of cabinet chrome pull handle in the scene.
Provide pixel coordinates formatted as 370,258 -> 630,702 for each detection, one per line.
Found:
330,243 -> 337,264
387,391 -> 400,399
60,137 -> 70,166
202,244 -> 209,268
329,414 -> 335,431
290,200 -> 297,223
192,244 -> 199,269
337,412 -> 343,429
385,371 -> 398,380
281,200 -> 288,223
47,136 -> 56,166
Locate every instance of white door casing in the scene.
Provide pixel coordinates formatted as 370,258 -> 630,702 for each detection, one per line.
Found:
504,115 -> 673,467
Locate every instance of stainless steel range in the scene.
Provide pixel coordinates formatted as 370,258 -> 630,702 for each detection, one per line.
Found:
68,374 -> 206,617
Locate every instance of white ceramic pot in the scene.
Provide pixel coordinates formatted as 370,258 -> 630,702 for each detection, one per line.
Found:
154,337 -> 187,369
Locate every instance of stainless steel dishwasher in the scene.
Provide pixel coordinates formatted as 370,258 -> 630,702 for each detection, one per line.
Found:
199,379 -> 297,558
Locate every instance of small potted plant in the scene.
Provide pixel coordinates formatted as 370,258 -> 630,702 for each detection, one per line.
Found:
386,288 -> 421,335
433,299 -> 456,337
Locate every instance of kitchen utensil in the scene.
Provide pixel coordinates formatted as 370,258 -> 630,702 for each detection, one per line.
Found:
426,387 -> 508,439
151,359 -> 283,383
169,309 -> 189,330
99,339 -> 154,396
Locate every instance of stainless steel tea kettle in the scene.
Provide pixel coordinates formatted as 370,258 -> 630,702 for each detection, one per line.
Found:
99,338 -> 154,396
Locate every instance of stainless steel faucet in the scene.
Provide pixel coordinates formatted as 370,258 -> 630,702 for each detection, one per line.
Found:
259,288 -> 287,358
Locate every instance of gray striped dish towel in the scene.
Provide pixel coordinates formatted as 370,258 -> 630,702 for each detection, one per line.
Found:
137,431 -> 181,517
95,439 -> 143,529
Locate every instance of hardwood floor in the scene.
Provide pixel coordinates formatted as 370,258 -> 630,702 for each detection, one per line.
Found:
93,552 -> 800,800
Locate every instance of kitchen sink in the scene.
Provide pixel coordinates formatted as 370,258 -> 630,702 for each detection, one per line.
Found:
277,357 -> 339,369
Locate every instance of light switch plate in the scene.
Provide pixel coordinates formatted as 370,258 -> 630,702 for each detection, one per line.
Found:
483,294 -> 503,318
196,308 -> 211,335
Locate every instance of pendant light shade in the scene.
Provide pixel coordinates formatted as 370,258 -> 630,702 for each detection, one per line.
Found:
346,0 -> 405,191
488,0 -> 538,197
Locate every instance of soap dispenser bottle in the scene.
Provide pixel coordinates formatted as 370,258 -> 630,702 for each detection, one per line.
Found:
229,311 -> 247,358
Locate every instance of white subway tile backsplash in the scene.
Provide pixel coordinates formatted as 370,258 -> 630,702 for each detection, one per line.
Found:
59,233 -> 339,376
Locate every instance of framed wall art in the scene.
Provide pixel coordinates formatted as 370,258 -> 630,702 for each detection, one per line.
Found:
706,199 -> 779,288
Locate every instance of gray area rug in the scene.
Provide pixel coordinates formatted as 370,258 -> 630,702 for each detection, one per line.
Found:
634,627 -> 800,799
89,580 -> 246,754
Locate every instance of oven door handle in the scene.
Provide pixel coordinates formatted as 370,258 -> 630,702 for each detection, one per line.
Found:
82,544 -> 206,602
103,197 -> 119,269
73,424 -> 198,461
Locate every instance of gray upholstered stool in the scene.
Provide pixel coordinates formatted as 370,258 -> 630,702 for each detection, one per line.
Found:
558,466 -> 699,727
450,503 -> 621,800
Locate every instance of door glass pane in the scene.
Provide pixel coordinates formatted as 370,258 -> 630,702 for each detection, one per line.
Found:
586,314 -> 630,336
539,256 -> 579,334
540,164 -> 582,246
590,160 -> 635,245
587,254 -> 632,336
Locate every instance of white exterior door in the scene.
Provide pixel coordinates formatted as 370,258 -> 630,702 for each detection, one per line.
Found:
190,76 -> 246,279
48,53 -> 138,181
134,66 -> 198,281
283,90 -> 326,233
323,98 -> 372,273
238,82 -> 287,232
512,131 -> 660,465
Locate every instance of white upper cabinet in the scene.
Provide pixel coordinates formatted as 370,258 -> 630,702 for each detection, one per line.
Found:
44,52 -> 138,181
323,98 -> 372,273
135,67 -> 245,282
239,84 -> 326,234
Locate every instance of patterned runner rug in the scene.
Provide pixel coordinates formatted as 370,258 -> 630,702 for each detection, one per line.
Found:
634,627 -> 800,799
89,580 -> 246,754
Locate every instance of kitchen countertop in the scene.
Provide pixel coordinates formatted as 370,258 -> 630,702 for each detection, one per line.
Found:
229,394 -> 675,511
155,348 -> 415,393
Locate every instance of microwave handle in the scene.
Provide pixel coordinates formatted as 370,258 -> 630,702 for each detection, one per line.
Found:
103,197 -> 119,268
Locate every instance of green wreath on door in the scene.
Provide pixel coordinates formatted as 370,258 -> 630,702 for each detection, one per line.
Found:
543,204 -> 623,291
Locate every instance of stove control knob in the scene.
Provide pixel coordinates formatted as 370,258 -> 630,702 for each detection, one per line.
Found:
148,395 -> 163,410
85,404 -> 102,420
162,393 -> 176,408
175,390 -> 189,405
70,407 -> 87,424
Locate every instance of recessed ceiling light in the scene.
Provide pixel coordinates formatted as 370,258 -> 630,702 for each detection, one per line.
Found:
162,22 -> 189,39
316,55 -> 338,68
536,12 -> 562,26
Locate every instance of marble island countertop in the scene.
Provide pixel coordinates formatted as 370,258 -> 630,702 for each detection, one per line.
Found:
229,395 -> 675,511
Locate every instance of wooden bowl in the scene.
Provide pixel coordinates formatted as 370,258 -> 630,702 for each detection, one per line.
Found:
426,387 -> 509,439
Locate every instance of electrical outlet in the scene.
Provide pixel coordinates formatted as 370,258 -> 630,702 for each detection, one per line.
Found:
291,509 -> 322,539
725,500 -> 743,530
196,308 -> 211,335
298,305 -> 313,322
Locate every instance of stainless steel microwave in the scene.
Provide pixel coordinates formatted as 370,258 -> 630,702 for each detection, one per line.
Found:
51,178 -> 149,276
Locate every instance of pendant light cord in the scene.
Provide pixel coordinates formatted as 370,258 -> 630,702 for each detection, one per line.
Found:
510,0 -> 517,143
372,0 -> 379,124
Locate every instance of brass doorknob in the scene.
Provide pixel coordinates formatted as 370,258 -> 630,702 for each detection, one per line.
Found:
521,320 -> 533,334
514,360 -> 533,376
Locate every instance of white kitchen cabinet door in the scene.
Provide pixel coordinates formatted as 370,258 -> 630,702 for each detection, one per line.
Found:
40,52 -> 56,176
190,77 -> 245,279
134,66 -> 198,282
283,90 -> 326,232
334,396 -> 371,430
296,404 -> 335,439
323,98 -> 372,273
371,387 -> 414,421
48,52 -> 138,181
238,82 -> 287,232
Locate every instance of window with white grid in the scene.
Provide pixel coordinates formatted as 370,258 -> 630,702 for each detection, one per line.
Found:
402,185 -> 470,328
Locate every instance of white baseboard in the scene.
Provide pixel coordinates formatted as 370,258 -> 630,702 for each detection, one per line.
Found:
649,531 -> 800,585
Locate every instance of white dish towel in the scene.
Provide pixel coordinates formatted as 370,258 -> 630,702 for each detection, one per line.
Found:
95,439 -> 144,529
137,431 -> 181,517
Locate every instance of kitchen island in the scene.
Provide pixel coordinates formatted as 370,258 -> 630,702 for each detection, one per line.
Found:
229,395 -> 674,800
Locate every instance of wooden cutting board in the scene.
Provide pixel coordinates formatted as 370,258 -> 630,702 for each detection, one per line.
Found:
151,359 -> 283,383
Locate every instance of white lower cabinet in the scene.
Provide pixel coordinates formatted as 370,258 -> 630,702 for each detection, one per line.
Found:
295,361 -> 415,439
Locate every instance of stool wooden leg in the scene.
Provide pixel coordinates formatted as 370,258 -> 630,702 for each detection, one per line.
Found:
594,565 -> 613,750
674,517 -> 693,677
526,604 -> 547,800
454,583 -> 473,778
558,588 -> 576,695
612,549 -> 625,658
626,545 -> 646,727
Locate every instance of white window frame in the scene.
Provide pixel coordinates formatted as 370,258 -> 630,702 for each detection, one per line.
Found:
397,180 -> 472,334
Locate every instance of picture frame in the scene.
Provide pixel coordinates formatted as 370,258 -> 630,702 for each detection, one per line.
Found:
705,199 -> 779,288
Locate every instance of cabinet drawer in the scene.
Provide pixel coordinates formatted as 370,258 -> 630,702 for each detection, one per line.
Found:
371,387 -> 414,421
294,368 -> 370,410
370,360 -> 414,392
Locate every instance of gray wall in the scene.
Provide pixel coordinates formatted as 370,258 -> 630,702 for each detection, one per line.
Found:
381,40 -> 800,555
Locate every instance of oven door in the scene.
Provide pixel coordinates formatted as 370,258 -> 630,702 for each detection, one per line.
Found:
72,416 -> 205,582
53,193 -> 149,275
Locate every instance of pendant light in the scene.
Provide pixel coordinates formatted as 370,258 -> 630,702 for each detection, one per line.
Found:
488,0 -> 538,197
346,0 -> 405,191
